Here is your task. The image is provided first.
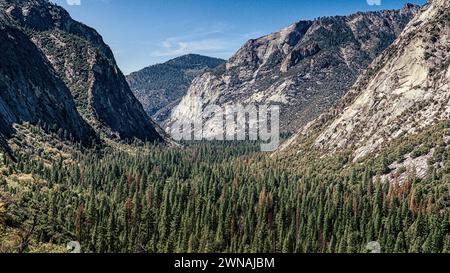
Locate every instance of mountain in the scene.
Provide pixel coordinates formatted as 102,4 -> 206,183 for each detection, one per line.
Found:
311,0 -> 449,161
282,0 -> 450,164
0,0 -> 163,143
0,15 -> 97,149
169,4 -> 420,136
127,54 -> 225,124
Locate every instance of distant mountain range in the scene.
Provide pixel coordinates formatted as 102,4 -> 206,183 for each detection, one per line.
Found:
0,0 -> 164,152
168,4 -> 420,136
127,54 -> 225,124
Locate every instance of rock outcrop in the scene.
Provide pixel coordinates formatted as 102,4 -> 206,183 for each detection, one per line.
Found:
313,0 -> 449,160
169,4 -> 420,136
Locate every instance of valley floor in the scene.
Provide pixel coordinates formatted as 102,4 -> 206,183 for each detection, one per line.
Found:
0,122 -> 449,253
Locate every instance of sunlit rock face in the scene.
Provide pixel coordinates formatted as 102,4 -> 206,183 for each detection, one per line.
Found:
169,4 -> 419,136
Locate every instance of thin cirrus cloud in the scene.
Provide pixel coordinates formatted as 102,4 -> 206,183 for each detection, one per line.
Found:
150,23 -> 258,59
66,0 -> 81,5
367,0 -> 382,5
152,39 -> 231,57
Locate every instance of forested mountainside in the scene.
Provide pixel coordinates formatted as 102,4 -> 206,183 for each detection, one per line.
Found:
169,4 -> 419,136
127,54 -> 225,124
0,0 -> 163,142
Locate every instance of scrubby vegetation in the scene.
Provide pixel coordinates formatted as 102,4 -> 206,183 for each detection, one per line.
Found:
32,30 -> 99,124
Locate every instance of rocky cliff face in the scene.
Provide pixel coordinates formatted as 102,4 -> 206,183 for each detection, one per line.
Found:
127,54 -> 225,124
0,19 -> 96,147
278,0 -> 449,164
312,0 -> 449,161
1,0 -> 163,142
169,4 -> 420,136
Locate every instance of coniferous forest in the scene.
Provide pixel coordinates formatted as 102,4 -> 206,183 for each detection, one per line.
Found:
1,122 -> 449,253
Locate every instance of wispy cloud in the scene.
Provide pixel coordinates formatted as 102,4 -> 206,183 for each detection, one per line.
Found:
166,22 -> 229,42
152,39 -> 230,57
367,0 -> 382,6
66,0 -> 81,5
150,23 -> 236,58
240,31 -> 265,40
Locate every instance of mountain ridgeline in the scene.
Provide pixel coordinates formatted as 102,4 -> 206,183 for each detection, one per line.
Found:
282,0 -> 449,160
0,0 -> 164,150
0,12 -> 97,147
276,0 -> 449,188
127,54 -> 225,124
313,0 -> 449,160
169,4 -> 420,135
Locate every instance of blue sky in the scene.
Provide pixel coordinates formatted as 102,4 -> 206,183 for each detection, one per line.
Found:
51,0 -> 426,74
